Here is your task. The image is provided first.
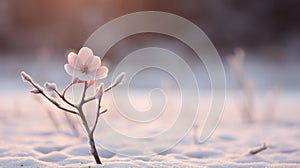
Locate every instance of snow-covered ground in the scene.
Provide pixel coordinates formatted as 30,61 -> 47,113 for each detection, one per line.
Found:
0,90 -> 300,168
1,56 -> 300,167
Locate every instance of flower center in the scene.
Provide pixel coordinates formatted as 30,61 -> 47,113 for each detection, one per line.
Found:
81,65 -> 89,74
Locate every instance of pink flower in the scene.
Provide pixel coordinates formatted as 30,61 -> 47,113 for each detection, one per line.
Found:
64,47 -> 108,81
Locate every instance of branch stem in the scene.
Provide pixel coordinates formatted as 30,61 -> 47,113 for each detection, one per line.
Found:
28,80 -> 78,115
249,143 -> 267,155
83,97 -> 96,104
104,83 -> 118,93
77,81 -> 102,164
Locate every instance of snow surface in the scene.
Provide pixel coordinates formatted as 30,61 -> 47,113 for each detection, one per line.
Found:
0,90 -> 300,168
1,54 -> 300,167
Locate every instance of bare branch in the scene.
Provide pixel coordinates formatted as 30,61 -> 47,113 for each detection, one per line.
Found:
53,89 -> 76,108
104,72 -> 125,93
40,91 -> 79,115
83,96 -> 96,104
91,84 -> 106,135
104,82 -> 120,93
28,80 -> 78,115
77,81 -> 102,164
99,109 -> 108,115
249,143 -> 267,155
81,81 -> 88,103
91,109 -> 107,135
62,81 -> 76,97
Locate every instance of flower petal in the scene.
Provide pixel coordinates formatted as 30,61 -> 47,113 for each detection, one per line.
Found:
74,56 -> 83,69
95,66 -> 108,79
65,64 -> 86,79
78,74 -> 94,81
64,64 -> 74,76
78,47 -> 93,63
84,56 -> 93,66
67,52 -> 78,66
85,56 -> 101,71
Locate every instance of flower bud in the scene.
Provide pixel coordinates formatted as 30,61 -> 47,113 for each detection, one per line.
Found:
44,82 -> 57,92
87,79 -> 96,88
21,71 -> 32,82
95,83 -> 104,99
113,72 -> 125,86
30,88 -> 40,94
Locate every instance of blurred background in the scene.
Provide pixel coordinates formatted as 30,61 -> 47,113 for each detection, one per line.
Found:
1,0 -> 300,92
1,1 -> 300,165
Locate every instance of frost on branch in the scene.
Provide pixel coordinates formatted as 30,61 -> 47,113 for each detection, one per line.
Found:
21,71 -> 32,82
44,82 -> 57,92
95,83 -> 104,99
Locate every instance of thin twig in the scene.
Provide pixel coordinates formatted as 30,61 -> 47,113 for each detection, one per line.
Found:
91,109 -> 107,135
81,81 -> 88,104
99,110 -> 107,115
104,72 -> 125,93
83,96 -> 96,104
104,83 -> 117,93
40,90 -> 78,115
29,80 -> 78,115
91,87 -> 107,135
54,89 -> 76,108
249,143 -> 267,155
62,81 -> 75,97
